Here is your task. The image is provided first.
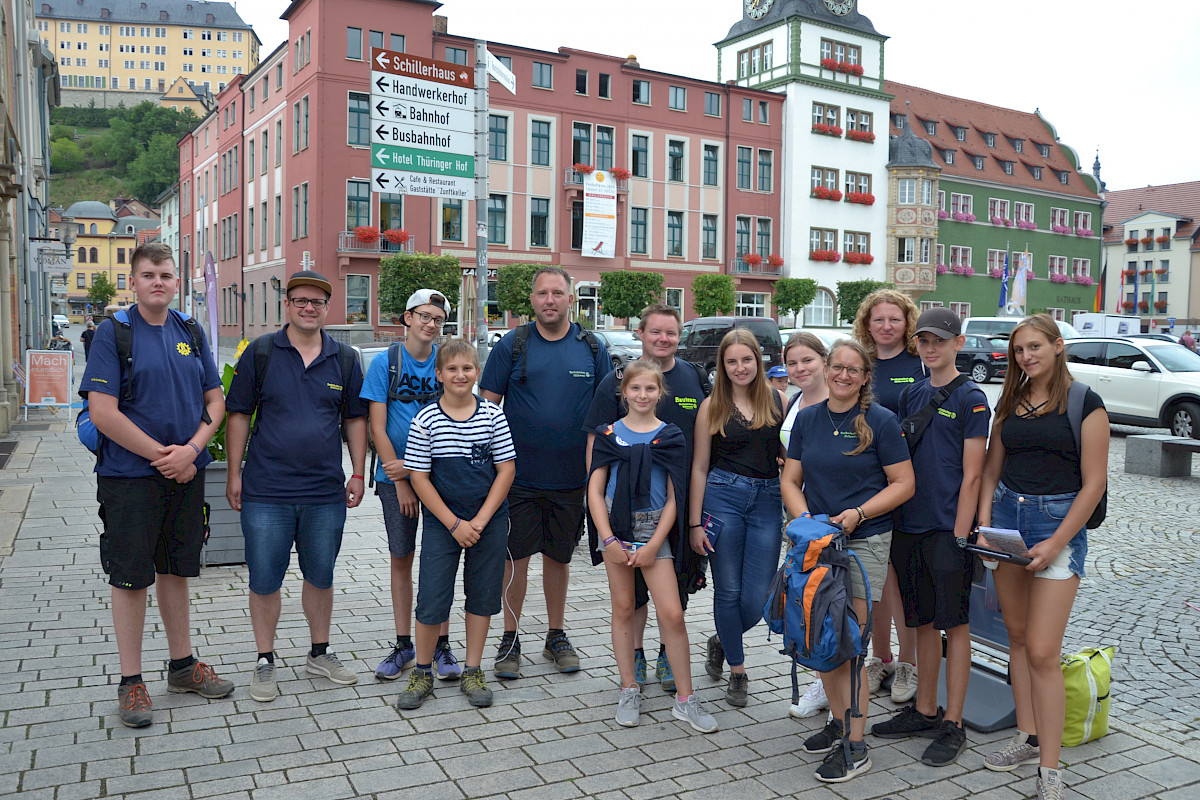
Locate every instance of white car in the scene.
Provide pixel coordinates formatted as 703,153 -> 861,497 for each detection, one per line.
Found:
964,315 -> 1078,340
52,314 -> 70,330
1063,337 -> 1200,438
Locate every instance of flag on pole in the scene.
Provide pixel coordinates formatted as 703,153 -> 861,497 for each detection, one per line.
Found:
998,250 -> 1009,310
1094,254 -> 1106,313
1012,251 -> 1029,312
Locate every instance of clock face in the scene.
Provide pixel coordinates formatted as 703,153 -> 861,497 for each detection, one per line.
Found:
824,0 -> 855,15
746,0 -> 775,20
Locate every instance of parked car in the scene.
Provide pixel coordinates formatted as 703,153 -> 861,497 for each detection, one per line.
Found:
350,341 -> 393,376
1124,332 -> 1180,343
957,334 -> 1009,383
52,314 -> 70,330
964,316 -> 1078,340
593,329 -> 643,367
778,328 -> 855,353
678,316 -> 783,384
1063,337 -> 1200,438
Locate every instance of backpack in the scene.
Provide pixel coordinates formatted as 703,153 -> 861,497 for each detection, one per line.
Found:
511,322 -> 599,384
366,342 -> 443,487
246,332 -> 356,437
897,375 -> 970,456
77,309 -> 209,457
1066,380 -> 1107,529
611,358 -> 712,402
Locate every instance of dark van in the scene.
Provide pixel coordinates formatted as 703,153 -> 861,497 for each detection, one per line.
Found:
678,316 -> 783,384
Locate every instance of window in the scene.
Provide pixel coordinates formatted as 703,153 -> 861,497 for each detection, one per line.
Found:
369,30 -> 384,53
988,198 -> 1009,221
984,132 -> 996,148
804,290 -> 835,327
576,69 -> 587,95
1073,211 -> 1092,231
898,237 -> 915,264
756,219 -> 772,257
666,212 -> 683,256
346,275 -> 370,324
442,199 -> 462,241
632,135 -> 649,177
595,127 -> 613,171
598,73 -> 610,98
812,102 -> 839,129
529,198 -> 550,247
949,302 -> 971,319
810,228 -> 837,253
972,155 -> 985,170
1072,258 -> 1090,278
532,61 -> 552,88
632,79 -> 650,104
571,202 -> 584,249
759,101 -> 769,124
77,274 -> 85,288
261,202 -> 268,249
737,217 -> 752,256
248,142 -> 254,180
247,283 -> 255,324
630,207 -> 648,254
668,140 -> 684,182
1158,259 -> 1170,282
923,119 -> 937,136
346,180 -> 370,230
572,122 -> 591,166
390,34 -> 405,51
488,114 -> 508,161
897,178 -> 916,204
1050,207 -> 1069,228
843,231 -> 870,255
819,38 -> 860,66
1002,161 -> 1014,175
949,246 -> 971,268
274,195 -> 282,245
944,150 -> 956,166
1049,255 -> 1067,277
346,27 -> 362,59
487,195 -> 507,243
736,147 -> 752,189
348,91 -> 369,145
743,98 -> 752,121
737,42 -> 774,77
1159,228 -> 1171,249
531,120 -> 550,166
702,145 -> 719,186
275,120 -> 283,165
118,274 -> 126,290
1013,201 -> 1034,224
987,249 -> 1005,274
445,47 -> 467,65
1058,170 -> 1069,185
669,86 -> 686,111
736,292 -> 768,317
920,180 -> 932,205
702,215 -> 718,259
844,171 -> 871,195
846,109 -> 872,133
705,91 -> 721,116
116,247 -> 125,263
757,150 -> 773,192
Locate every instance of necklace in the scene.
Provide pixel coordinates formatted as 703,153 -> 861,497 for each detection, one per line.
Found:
827,405 -> 854,437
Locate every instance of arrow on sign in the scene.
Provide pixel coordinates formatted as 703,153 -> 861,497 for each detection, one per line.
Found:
375,172 -> 405,191
376,75 -> 389,93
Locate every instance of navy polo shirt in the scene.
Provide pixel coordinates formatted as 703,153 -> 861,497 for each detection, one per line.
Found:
226,326 -> 367,504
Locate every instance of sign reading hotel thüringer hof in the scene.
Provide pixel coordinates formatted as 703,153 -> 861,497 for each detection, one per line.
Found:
369,47 -> 476,199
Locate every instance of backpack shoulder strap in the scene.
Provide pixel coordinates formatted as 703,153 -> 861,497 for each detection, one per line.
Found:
512,322 -> 532,382
786,389 -> 803,415
611,363 -> 625,400
1066,380 -> 1087,456
337,341 -> 355,412
112,310 -> 134,403
251,333 -> 274,435
386,342 -> 403,400
691,360 -> 713,397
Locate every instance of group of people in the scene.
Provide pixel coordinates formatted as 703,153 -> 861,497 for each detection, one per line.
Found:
84,251 -> 1104,800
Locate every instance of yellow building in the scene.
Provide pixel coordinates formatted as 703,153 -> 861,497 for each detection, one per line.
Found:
161,75 -> 213,114
36,0 -> 259,105
63,201 -> 161,315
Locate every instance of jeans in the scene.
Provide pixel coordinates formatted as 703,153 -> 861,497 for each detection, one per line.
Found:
992,482 -> 1088,579
704,468 -> 783,667
241,500 -> 347,594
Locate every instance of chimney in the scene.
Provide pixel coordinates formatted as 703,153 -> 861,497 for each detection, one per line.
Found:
624,55 -> 640,68
432,15 -> 448,33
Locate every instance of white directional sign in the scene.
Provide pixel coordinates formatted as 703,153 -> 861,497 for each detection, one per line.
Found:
370,97 -> 474,134
370,72 -> 475,112
370,121 -> 474,154
486,49 -> 516,95
372,169 -> 474,199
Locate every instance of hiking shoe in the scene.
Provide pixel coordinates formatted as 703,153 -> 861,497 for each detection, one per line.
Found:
494,632 -> 521,679
789,679 -> 829,719
460,667 -> 493,708
802,716 -> 843,754
656,651 -> 676,693
395,668 -> 434,710
865,656 -> 895,693
306,652 -> 358,685
984,731 -> 1041,772
375,641 -> 415,681
1037,767 -> 1067,800
725,671 -> 749,707
543,631 -> 581,673
615,686 -> 643,727
633,648 -> 647,687
815,742 -> 871,783
673,694 -> 718,733
922,719 -> 968,766
117,681 -> 153,728
249,657 -> 278,702
890,661 -> 918,703
433,641 -> 462,681
871,704 -> 943,739
166,660 -> 235,699
705,634 -> 725,679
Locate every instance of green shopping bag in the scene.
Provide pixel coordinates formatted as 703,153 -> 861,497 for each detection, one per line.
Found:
1061,646 -> 1114,746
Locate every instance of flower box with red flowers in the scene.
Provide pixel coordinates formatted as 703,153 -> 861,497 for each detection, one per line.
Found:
809,249 -> 842,263
1122,269 -> 1137,279
742,253 -> 763,267
610,167 -> 632,180
1072,275 -> 1094,287
1050,273 -> 1070,284
1122,301 -> 1136,310
811,123 -> 843,137
1052,224 -> 1072,234
383,228 -> 411,245
1155,301 -> 1168,311
573,163 -> 594,174
1124,238 -> 1138,246
845,129 -> 875,143
1138,301 -> 1149,312
844,252 -> 874,265
354,226 -> 381,243
766,254 -> 785,268
811,186 -> 843,201
936,264 -> 948,275
1155,235 -> 1171,243
845,191 -> 875,206
1155,268 -> 1169,275
1075,227 -> 1094,237
1139,236 -> 1153,245
836,61 -> 864,76
820,57 -> 839,71
1139,269 -> 1154,277
950,265 -> 975,276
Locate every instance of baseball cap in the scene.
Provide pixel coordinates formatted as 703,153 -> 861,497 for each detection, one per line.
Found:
914,307 -> 962,339
286,269 -> 333,297
767,365 -> 788,378
406,289 -> 449,314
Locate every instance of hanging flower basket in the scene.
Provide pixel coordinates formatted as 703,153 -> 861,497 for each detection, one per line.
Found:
843,252 -> 874,265
936,264 -> 948,275
1075,227 -> 1094,237
610,166 -> 632,180
742,253 -> 763,267
1052,224 -> 1072,234
820,57 -> 839,71
1155,235 -> 1170,243
1072,275 -> 1094,286
845,191 -> 875,206
809,249 -> 842,263
1122,301 -> 1135,310
383,228 -> 411,245
811,123 -> 843,137
354,226 -> 381,243
1124,238 -> 1138,246
811,186 -> 843,201
1050,273 -> 1070,284
846,129 -> 875,143
766,254 -> 785,267
573,163 -> 594,174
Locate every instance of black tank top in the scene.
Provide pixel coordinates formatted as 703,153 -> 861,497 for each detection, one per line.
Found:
710,392 -> 784,479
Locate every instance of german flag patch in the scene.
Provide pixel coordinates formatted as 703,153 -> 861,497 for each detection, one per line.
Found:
972,404 -> 987,413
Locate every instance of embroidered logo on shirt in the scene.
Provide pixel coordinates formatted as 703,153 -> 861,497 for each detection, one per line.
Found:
891,377 -> 916,384
176,341 -> 192,356
568,370 -> 593,379
937,408 -> 957,419
327,382 -> 344,391
675,396 -> 699,411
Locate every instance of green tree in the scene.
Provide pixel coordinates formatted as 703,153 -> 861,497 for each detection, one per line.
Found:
835,279 -> 892,325
126,132 -> 181,201
598,270 -> 663,327
99,117 -> 141,169
50,124 -> 76,142
50,138 -> 86,173
692,274 -> 736,317
378,253 -> 462,321
772,278 -> 818,325
495,262 -> 542,321
88,272 -> 118,309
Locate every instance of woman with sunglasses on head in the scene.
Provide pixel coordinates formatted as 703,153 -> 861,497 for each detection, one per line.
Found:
781,339 -> 915,783
688,329 -> 788,709
976,314 -> 1108,800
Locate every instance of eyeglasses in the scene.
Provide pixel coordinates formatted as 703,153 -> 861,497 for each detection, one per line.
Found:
828,363 -> 865,378
411,310 -> 446,327
288,297 -> 328,309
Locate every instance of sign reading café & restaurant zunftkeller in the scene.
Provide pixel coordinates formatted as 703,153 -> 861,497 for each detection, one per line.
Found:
369,47 -> 476,199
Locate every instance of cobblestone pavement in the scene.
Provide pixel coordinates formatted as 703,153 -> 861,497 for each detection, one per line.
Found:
0,358 -> 1197,799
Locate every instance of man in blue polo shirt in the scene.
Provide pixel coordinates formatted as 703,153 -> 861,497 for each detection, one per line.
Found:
224,270 -> 368,702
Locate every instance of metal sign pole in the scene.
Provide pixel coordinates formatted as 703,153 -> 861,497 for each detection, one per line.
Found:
474,40 -> 489,359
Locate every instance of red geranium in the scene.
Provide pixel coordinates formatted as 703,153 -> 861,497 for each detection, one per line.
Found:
742,253 -> 763,267
383,228 -> 411,245
811,186 -> 843,202
573,163 -> 594,174
846,129 -> 875,143
845,191 -> 875,206
820,58 -> 839,71
610,167 -> 631,180
766,254 -> 784,267
354,226 -> 380,243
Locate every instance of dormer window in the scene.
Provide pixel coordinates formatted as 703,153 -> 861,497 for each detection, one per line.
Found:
1059,171 -> 1069,185
1039,143 -> 1051,157
893,113 -> 906,129
944,150 -> 955,165
1031,166 -> 1042,180
974,155 -> 984,170
923,120 -> 936,136
1013,139 -> 1023,153
1003,161 -> 1014,175
985,133 -> 996,148
955,127 -> 966,141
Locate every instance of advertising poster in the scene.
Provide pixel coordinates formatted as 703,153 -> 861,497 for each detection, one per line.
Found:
582,170 -> 617,259
24,350 -> 72,409
204,252 -> 218,355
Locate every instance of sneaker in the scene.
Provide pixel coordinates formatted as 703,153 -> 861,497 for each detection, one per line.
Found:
656,651 -> 676,693
705,634 -> 725,680
395,668 -> 434,710
433,641 -> 462,681
984,731 -> 1041,772
374,641 -> 415,681
789,680 -> 829,719
815,742 -> 871,783
543,631 -> 581,673
922,719 -> 968,766
494,632 -> 521,680
890,661 -> 918,703
306,652 -> 358,685
673,694 -> 718,733
864,656 -> 896,693
249,657 -> 278,702
725,671 -> 749,707
166,660 -> 235,699
802,717 -> 843,754
633,648 -> 647,687
460,667 -> 493,708
117,681 -> 153,728
615,686 -> 643,727
1037,766 -> 1067,800
871,704 -> 943,739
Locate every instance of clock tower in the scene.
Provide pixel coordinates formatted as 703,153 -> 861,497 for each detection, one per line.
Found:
718,0 -> 892,324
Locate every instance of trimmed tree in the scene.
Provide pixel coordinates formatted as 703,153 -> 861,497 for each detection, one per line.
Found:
835,279 -> 891,325
378,252 -> 461,322
599,270 -> 664,328
88,272 -> 118,310
692,274 -> 736,317
495,262 -> 542,321
772,278 -> 818,326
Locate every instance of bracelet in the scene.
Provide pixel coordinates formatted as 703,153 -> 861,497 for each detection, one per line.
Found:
602,535 -> 619,546
689,523 -> 703,529
186,442 -> 201,456
855,506 -> 867,523
800,512 -> 812,518
450,518 -> 461,533
351,474 -> 365,481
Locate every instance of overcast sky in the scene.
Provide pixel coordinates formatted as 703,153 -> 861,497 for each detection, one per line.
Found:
239,0 -> 1198,193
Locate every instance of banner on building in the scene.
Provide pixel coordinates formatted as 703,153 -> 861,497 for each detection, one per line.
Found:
204,252 -> 218,355
24,350 -> 72,410
581,170 -> 616,259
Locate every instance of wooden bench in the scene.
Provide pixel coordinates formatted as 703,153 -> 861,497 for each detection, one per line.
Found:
1125,434 -> 1200,477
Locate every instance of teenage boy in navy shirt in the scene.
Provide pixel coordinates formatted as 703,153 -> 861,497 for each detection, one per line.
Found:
82,242 -> 232,728
872,307 -> 990,766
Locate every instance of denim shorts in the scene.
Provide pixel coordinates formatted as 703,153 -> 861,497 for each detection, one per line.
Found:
241,500 -> 347,594
594,498 -> 672,560
415,513 -> 508,625
376,482 -> 418,557
992,482 -> 1087,580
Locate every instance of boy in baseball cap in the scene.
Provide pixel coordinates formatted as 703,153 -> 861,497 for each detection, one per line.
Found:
767,364 -> 789,393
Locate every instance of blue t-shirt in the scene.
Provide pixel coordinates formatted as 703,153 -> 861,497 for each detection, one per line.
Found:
786,400 -> 910,539
359,343 -> 440,485
604,420 -> 669,511
895,378 -> 991,535
872,351 -> 926,413
225,327 -> 367,504
583,358 -> 705,466
479,323 -> 611,490
80,306 -> 220,478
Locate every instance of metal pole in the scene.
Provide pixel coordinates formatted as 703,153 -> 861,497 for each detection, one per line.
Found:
473,40 -> 489,360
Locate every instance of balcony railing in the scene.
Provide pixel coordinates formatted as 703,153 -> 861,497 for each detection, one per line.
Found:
337,232 -> 416,255
562,168 -> 630,192
730,257 -> 782,277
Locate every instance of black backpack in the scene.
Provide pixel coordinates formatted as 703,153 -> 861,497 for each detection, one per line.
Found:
1066,380 -> 1107,529
246,333 -> 356,437
897,375 -> 971,456
611,359 -> 712,402
511,322 -> 600,384
365,342 -> 443,487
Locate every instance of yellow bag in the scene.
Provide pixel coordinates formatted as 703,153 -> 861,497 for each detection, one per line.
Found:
1061,646 -> 1114,746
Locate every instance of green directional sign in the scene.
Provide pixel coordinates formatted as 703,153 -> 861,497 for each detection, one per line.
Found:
371,143 -> 474,178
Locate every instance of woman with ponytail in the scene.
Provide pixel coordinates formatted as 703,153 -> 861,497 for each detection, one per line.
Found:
781,339 -> 915,784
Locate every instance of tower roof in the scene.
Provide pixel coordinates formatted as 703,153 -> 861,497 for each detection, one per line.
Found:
721,0 -> 883,44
